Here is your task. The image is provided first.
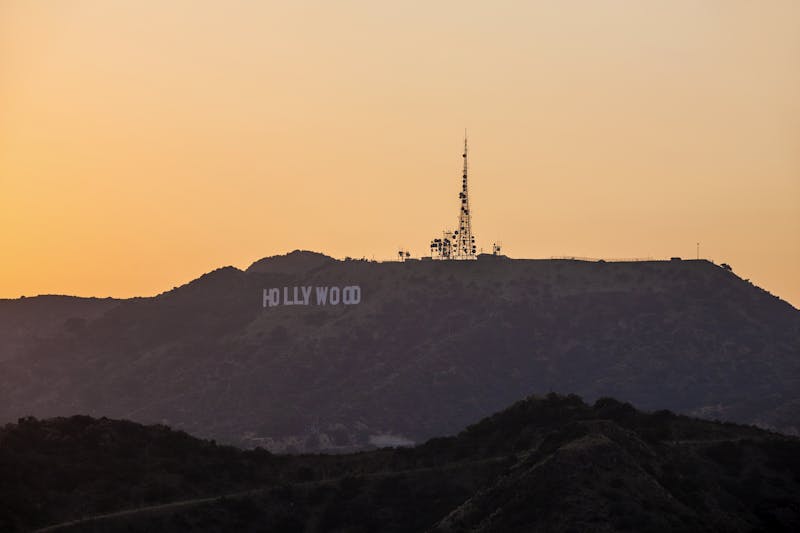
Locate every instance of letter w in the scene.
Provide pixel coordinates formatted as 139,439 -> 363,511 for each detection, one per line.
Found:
315,286 -> 329,305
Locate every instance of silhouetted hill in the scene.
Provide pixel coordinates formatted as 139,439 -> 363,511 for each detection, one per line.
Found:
0,296 -> 119,362
2,395 -> 799,532
1,252 -> 798,450
246,249 -> 335,275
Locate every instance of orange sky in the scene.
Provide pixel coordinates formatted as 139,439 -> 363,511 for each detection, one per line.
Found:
1,1 -> 799,306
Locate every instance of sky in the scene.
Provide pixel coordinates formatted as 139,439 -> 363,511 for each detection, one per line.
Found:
1,1 -> 799,306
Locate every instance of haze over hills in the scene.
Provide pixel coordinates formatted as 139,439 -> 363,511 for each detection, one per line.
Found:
0,251 -> 798,451
2,394 -> 799,532
0,296 -> 119,363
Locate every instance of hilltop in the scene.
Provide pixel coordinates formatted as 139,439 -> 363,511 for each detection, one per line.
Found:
2,394 -> 799,532
0,251 -> 798,451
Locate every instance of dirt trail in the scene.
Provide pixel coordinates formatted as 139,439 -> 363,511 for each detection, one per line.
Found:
31,456 -> 510,532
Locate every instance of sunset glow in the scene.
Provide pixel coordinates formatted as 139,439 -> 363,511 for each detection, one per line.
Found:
1,1 -> 798,305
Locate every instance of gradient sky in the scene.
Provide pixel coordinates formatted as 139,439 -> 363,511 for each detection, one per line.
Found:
1,1 -> 799,306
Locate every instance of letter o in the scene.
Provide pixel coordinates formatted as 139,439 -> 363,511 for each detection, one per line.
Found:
329,286 -> 340,305
344,285 -> 361,305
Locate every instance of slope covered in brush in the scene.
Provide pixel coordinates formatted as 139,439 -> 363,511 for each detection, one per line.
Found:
2,394 -> 799,532
1,252 -> 798,450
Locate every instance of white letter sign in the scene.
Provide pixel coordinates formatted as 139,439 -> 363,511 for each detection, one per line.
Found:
262,285 -> 362,308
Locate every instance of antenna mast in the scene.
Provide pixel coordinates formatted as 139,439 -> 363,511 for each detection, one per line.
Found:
430,131 -> 478,260
453,131 -> 476,259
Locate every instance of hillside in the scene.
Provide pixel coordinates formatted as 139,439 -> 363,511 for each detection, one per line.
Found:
0,296 -> 119,362
2,394 -> 799,532
0,251 -> 798,450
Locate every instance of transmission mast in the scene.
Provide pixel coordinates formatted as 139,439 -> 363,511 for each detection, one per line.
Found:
453,132 -> 476,259
430,132 -> 478,260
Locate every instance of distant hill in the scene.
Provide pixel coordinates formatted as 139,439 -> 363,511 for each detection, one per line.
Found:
0,295 -> 118,363
246,249 -> 335,275
2,394 -> 799,532
0,251 -> 798,451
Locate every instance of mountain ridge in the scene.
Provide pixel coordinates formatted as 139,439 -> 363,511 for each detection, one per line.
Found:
1,251 -> 798,451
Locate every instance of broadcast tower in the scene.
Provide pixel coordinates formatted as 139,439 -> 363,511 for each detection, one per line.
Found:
453,133 -> 476,259
430,132 -> 477,259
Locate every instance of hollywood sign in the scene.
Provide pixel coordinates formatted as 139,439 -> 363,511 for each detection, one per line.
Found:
262,286 -> 362,307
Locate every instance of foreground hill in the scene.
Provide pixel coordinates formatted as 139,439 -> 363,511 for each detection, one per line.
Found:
2,395 -> 799,532
1,251 -> 799,450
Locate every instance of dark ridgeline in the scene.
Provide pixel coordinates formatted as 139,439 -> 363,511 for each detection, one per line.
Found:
0,250 -> 798,452
1,394 -> 799,532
